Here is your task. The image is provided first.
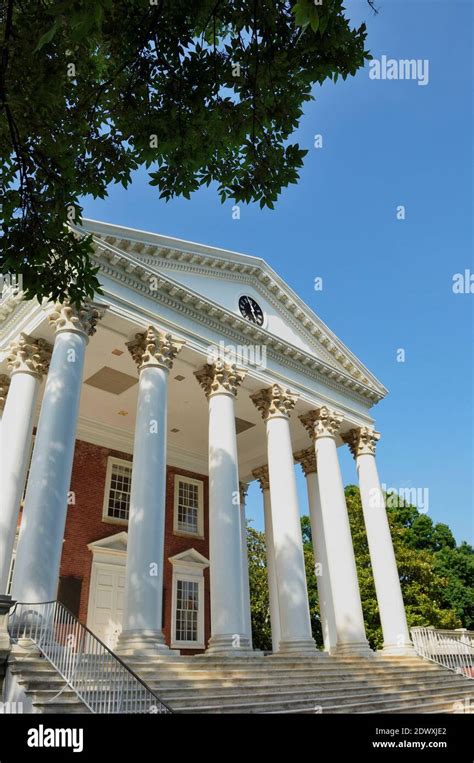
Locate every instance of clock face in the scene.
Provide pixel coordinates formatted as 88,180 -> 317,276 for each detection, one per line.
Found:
238,295 -> 264,326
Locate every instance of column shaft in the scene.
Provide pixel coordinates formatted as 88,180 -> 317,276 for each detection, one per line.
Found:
208,392 -> 247,651
1,374 -> 40,592
12,331 -> 88,602
195,360 -> 250,655
355,440 -> 413,654
120,366 -> 168,650
239,486 -> 253,648
118,326 -> 183,656
252,386 -> 316,655
262,486 -> 281,653
315,434 -> 370,655
305,470 -> 338,653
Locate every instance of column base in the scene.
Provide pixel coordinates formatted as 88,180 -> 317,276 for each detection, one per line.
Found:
381,642 -> 417,656
116,629 -> 176,658
330,641 -> 373,658
203,633 -> 254,657
272,638 -> 318,657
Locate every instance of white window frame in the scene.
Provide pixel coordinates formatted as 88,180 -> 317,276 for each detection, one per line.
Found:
102,457 -> 133,526
169,550 -> 209,650
173,475 -> 204,538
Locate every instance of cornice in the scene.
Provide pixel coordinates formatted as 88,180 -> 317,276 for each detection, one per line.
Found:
93,253 -> 383,407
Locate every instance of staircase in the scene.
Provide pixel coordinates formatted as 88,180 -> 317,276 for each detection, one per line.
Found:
6,601 -> 171,714
7,646 -> 90,714
122,653 -> 474,714
5,601 -> 473,714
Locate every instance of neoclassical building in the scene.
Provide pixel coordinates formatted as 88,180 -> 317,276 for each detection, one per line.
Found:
0,219 -> 413,659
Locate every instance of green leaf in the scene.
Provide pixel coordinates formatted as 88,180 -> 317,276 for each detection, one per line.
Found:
34,22 -> 58,52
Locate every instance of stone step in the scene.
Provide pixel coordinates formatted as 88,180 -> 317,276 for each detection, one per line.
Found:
145,675 -> 468,692
33,703 -> 90,715
171,687 -> 474,714
129,663 -> 445,680
156,678 -> 473,702
276,698 -> 474,715
127,657 -> 436,670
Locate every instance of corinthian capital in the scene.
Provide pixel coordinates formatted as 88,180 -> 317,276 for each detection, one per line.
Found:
252,465 -> 270,492
194,360 -> 246,397
127,326 -> 185,371
48,300 -> 106,337
299,406 -> 343,440
250,384 -> 298,420
7,333 -> 53,378
294,446 -> 317,476
343,427 -> 380,458
0,374 -> 10,412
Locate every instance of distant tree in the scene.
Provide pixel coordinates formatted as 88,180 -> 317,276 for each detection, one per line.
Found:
247,525 -> 272,651
247,486 -> 471,651
0,0 -> 371,304
345,485 -> 462,649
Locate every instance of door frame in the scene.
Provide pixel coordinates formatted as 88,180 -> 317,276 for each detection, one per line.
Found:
86,532 -> 128,645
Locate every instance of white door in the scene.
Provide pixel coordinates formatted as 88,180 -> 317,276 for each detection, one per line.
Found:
87,562 -> 125,649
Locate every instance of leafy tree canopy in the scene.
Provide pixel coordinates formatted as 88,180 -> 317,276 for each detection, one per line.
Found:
0,0 -> 370,304
248,486 -> 473,651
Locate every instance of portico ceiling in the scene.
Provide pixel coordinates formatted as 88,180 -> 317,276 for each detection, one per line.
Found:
72,315 -> 322,481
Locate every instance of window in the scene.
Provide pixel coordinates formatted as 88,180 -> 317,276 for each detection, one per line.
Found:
169,549 -> 209,649
173,476 -> 204,537
102,457 -> 133,524
175,580 -> 199,643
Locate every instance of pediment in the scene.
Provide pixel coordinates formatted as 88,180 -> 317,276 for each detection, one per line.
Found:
87,531 -> 128,554
169,548 -> 209,568
78,219 -> 387,402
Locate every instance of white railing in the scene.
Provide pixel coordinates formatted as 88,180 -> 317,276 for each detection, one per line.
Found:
8,601 -> 173,713
411,627 -> 474,679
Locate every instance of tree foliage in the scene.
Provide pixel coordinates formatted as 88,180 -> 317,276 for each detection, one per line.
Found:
248,486 -> 472,650
0,0 -> 370,304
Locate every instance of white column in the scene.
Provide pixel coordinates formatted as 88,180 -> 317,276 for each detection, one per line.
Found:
252,465 -> 281,653
251,385 -> 316,655
300,407 -> 371,656
344,427 -> 414,655
239,482 -> 253,649
118,327 -> 184,656
295,447 -> 337,653
0,335 -> 52,593
11,302 -> 105,603
195,361 -> 250,655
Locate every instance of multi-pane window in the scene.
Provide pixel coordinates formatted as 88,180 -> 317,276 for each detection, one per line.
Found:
104,459 -> 132,522
177,481 -> 199,534
174,476 -> 203,536
175,579 -> 199,643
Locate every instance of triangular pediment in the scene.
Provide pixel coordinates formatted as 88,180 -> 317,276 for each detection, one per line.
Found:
87,531 -> 128,554
78,219 -> 387,402
169,548 -> 210,567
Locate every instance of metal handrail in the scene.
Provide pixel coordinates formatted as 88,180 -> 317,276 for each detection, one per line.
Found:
411,627 -> 474,680
8,600 -> 173,713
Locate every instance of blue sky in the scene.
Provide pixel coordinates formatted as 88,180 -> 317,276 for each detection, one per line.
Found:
83,0 -> 473,544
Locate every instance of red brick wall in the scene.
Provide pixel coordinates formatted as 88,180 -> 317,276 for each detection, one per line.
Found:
60,439 -> 210,653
